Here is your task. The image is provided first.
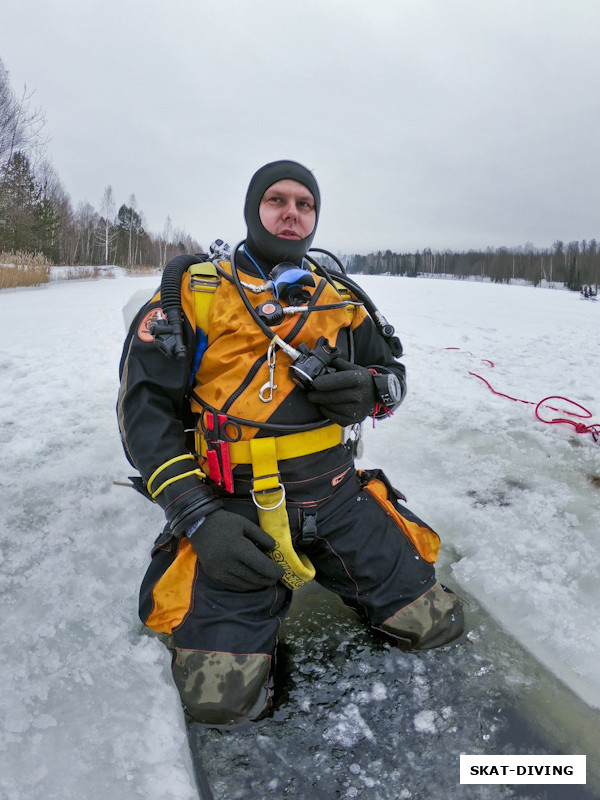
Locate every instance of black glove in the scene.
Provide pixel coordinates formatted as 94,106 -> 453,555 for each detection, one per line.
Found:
306,357 -> 377,425
186,508 -> 285,592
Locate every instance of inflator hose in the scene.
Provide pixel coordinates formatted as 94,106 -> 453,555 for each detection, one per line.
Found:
159,254 -> 205,359
307,250 -> 403,357
230,241 -> 276,342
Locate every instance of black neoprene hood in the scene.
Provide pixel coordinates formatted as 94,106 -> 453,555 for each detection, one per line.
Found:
244,160 -> 320,268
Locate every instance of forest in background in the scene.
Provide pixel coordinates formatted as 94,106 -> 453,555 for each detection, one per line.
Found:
0,57 -> 200,270
344,242 -> 598,291
0,56 -> 597,292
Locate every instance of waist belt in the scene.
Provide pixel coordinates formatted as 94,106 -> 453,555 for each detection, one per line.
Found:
198,423 -> 343,467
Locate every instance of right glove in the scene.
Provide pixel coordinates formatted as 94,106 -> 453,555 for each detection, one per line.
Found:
186,508 -> 285,592
306,357 -> 378,425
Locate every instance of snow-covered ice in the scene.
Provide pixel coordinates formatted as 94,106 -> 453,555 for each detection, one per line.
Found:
1,276 -> 196,800
357,275 -> 600,710
1,272 -> 599,798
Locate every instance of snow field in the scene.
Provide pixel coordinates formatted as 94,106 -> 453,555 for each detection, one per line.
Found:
1,273 -> 598,798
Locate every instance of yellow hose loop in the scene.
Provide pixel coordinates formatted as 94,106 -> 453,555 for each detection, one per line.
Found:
147,455 -> 205,499
150,469 -> 206,500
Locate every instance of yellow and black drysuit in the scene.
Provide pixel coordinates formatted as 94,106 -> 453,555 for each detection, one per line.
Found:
117,250 -> 463,726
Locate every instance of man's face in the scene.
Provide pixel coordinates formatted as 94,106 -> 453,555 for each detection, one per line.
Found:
259,179 -> 316,241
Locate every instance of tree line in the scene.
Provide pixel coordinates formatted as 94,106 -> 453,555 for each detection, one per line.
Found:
345,242 -> 598,292
2,56 -> 598,287
0,57 -> 200,267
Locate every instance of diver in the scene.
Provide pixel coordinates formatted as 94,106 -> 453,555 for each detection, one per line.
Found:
117,160 -> 464,726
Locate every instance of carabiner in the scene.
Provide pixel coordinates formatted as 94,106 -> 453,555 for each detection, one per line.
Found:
259,341 -> 278,402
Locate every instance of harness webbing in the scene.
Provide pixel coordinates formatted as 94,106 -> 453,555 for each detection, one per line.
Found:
189,261 -> 221,331
248,436 -> 317,590
186,261 -> 351,590
196,424 -> 342,590
198,423 -> 343,466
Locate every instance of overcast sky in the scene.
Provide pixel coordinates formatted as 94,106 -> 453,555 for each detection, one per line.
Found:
2,0 -> 599,253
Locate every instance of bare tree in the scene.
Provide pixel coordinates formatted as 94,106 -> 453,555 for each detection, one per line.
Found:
127,194 -> 136,266
0,58 -> 47,170
97,185 -> 117,264
162,215 -> 172,264
73,201 -> 100,263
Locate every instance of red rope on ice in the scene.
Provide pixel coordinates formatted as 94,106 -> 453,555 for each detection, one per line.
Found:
534,396 -> 600,442
439,348 -> 600,443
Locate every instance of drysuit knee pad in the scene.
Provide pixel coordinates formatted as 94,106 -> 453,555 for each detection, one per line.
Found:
376,582 -> 464,650
172,649 -> 272,726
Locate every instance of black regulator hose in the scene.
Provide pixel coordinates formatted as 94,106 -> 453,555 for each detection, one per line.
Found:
155,253 -> 205,359
308,247 -> 348,275
230,240 -> 276,342
306,249 -> 403,357
158,244 -> 401,363
230,242 -> 402,357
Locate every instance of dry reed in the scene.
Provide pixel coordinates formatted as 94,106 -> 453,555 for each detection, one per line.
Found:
0,251 -> 51,288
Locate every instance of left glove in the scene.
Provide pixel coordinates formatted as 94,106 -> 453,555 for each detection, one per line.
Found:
306,357 -> 377,425
187,509 -> 285,592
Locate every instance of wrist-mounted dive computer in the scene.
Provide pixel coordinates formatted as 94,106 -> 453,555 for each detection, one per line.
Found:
373,372 -> 402,407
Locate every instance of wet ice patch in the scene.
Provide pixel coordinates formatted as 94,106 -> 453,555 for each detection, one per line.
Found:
323,703 -> 375,747
352,679 -> 388,704
370,680 -> 387,701
413,709 -> 437,733
32,714 -> 57,730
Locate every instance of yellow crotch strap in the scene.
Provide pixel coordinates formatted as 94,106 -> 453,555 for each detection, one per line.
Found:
249,437 -> 316,590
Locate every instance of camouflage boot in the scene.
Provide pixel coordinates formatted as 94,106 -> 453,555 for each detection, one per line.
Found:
171,649 -> 272,726
376,581 -> 464,650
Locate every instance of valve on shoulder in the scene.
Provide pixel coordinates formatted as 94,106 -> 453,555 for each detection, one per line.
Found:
149,317 -> 187,359
289,336 -> 340,389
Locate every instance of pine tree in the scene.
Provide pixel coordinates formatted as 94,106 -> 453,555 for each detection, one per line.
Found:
0,151 -> 40,251
0,150 -> 61,258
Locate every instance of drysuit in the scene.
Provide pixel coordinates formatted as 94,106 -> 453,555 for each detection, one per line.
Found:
117,160 -> 463,726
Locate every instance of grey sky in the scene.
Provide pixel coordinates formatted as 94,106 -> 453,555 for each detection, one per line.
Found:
2,0 -> 599,253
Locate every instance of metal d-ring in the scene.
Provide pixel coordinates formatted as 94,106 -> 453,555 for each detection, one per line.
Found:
250,482 -> 286,511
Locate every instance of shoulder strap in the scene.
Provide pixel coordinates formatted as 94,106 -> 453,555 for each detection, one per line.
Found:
187,261 -> 222,383
307,263 -> 356,324
188,261 -> 221,332
336,280 -> 356,324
